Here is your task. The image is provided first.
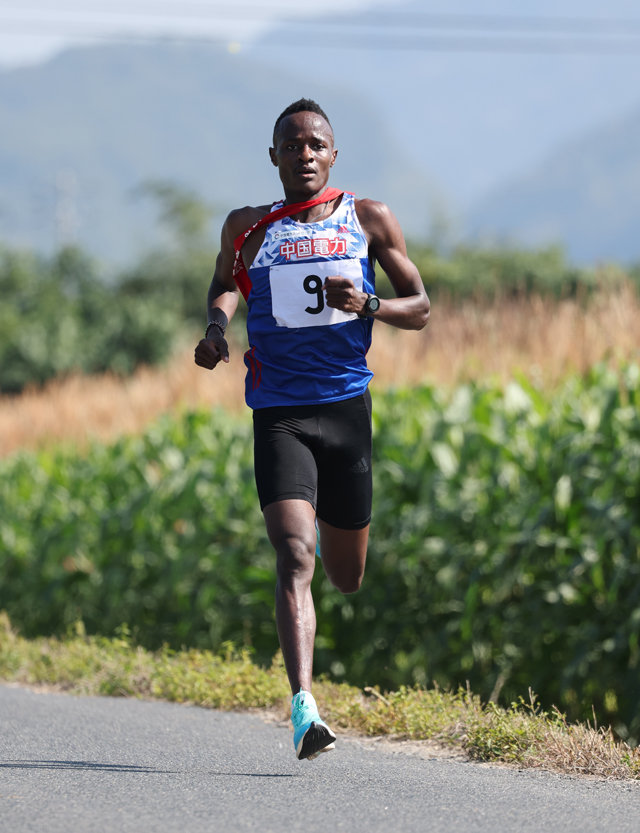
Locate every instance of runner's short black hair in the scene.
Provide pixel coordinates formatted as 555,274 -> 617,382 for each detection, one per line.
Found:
272,98 -> 333,145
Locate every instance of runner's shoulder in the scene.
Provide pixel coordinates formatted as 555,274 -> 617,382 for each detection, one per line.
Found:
353,197 -> 395,225
353,197 -> 398,242
224,204 -> 273,238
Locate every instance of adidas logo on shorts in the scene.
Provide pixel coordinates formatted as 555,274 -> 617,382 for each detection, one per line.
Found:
349,456 -> 369,474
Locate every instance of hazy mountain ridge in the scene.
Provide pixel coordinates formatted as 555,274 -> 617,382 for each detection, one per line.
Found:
250,0 -> 640,265
1,31 -> 640,265
465,104 -> 640,264
0,41 -> 435,264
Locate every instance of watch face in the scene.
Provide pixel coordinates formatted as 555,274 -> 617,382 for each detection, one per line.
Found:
367,295 -> 380,313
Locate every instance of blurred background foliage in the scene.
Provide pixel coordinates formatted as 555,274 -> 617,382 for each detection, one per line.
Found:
0,182 -> 219,393
2,232 -> 638,394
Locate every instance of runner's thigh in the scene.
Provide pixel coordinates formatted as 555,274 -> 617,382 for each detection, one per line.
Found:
253,407 -> 318,511
315,390 -> 372,530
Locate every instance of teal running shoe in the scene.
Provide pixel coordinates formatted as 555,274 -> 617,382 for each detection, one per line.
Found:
291,690 -> 336,760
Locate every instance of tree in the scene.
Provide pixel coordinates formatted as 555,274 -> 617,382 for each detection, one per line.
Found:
134,180 -> 216,251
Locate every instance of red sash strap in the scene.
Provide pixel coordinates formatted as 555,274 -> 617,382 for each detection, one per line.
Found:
232,187 -> 345,301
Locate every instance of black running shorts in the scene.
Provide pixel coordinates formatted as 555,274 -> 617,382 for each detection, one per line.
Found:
252,390 -> 372,530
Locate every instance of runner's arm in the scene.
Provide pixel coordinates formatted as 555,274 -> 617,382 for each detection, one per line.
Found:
194,213 -> 242,369
324,199 -> 429,330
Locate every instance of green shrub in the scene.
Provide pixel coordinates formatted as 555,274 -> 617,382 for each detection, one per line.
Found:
4,239 -> 635,393
403,243 -> 632,300
0,246 -> 184,392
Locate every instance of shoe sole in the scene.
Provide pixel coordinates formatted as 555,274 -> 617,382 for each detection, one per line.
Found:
296,721 -> 337,761
306,742 -> 335,761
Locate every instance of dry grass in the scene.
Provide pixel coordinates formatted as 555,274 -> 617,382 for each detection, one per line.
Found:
1,614 -> 638,780
462,692 -> 640,780
371,281 -> 640,389
1,283 -> 639,457
537,719 -> 640,780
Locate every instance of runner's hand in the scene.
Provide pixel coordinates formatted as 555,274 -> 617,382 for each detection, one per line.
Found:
323,275 -> 367,314
194,333 -> 230,369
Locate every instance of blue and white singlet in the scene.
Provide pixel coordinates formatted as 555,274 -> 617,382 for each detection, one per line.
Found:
243,192 -> 376,409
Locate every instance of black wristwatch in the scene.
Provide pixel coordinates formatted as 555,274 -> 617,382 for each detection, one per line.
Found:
361,293 -> 381,316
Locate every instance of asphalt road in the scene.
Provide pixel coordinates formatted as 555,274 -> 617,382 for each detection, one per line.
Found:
1,684 -> 639,833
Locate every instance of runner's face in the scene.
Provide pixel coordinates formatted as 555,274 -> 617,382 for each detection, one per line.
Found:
269,112 -> 337,198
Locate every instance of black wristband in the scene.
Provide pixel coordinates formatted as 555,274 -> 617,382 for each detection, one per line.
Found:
205,321 -> 225,339
205,309 -> 228,338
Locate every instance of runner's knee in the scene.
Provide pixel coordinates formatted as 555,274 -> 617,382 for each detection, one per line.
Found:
273,532 -> 316,584
325,560 -> 364,594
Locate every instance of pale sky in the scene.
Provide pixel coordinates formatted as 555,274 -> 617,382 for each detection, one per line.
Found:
0,0 -> 382,67
3,1 -> 640,68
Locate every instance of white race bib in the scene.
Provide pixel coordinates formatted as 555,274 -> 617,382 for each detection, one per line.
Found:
269,258 -> 364,328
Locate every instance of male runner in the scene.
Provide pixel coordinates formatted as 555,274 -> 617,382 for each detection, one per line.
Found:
194,98 -> 429,760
